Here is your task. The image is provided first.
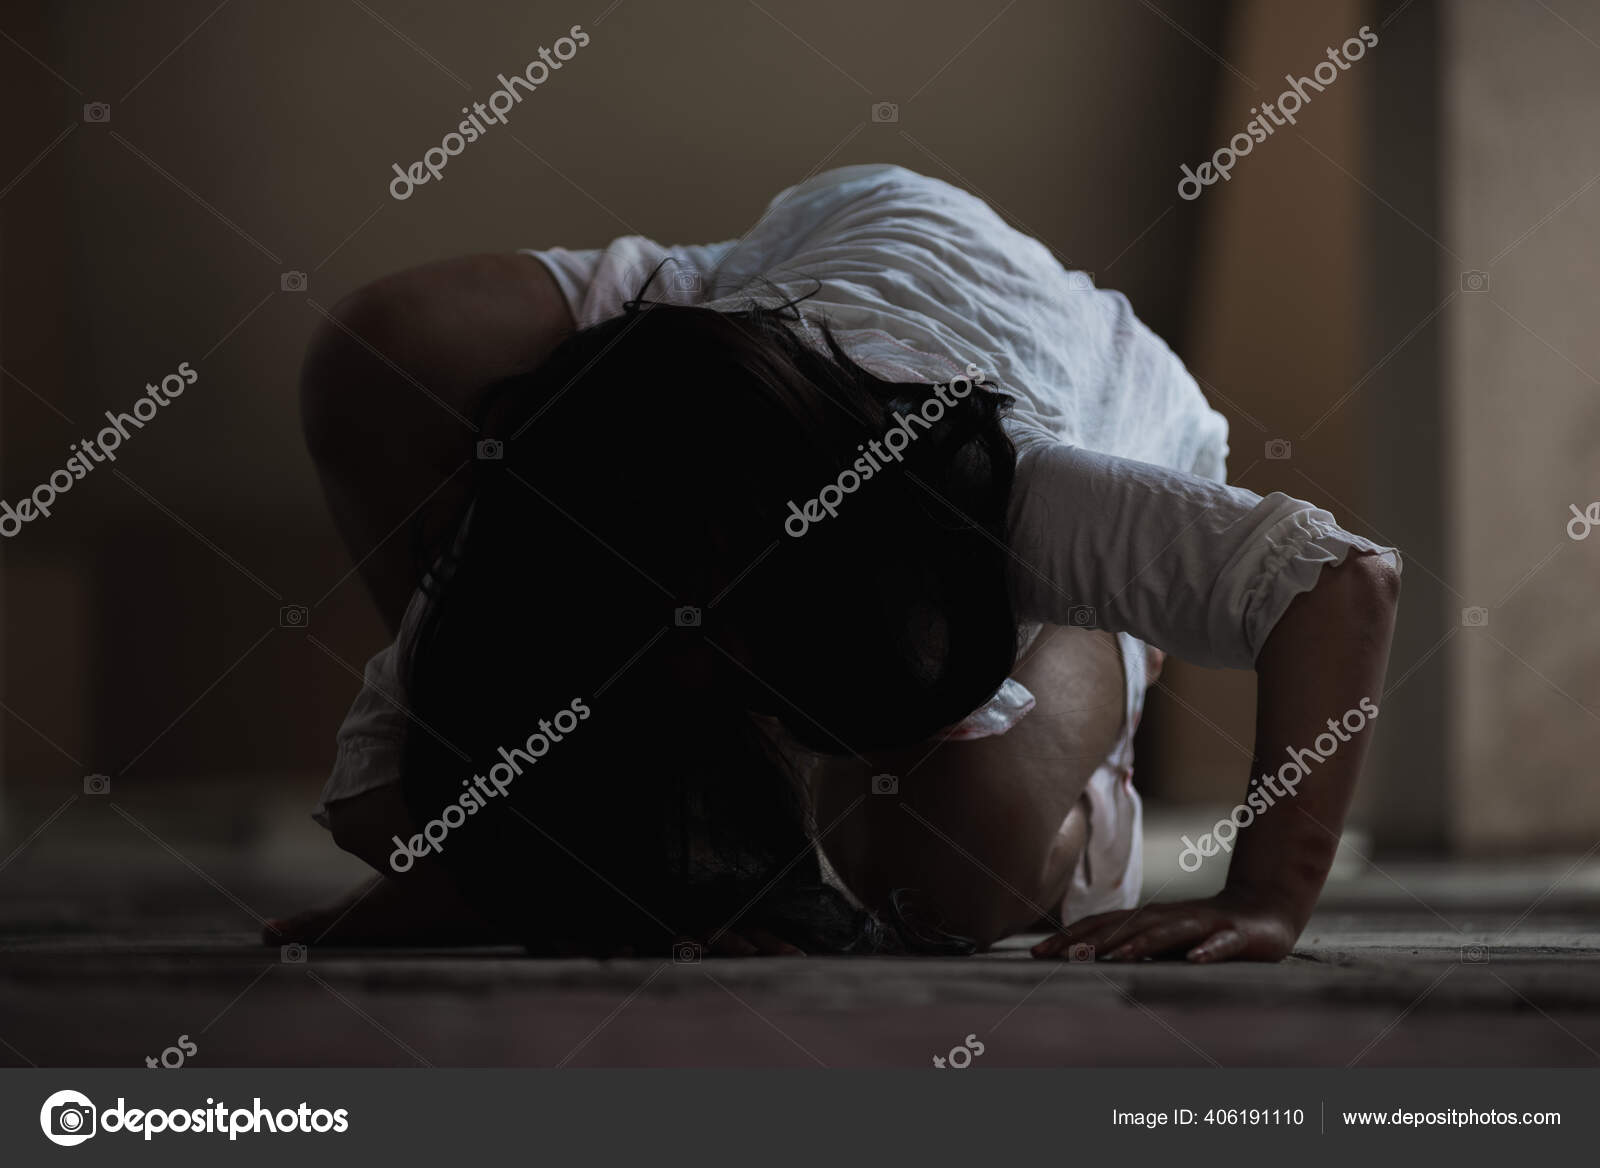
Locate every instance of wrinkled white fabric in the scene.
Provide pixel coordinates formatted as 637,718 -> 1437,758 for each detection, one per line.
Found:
317,165 -> 1399,924
529,163 -> 1399,669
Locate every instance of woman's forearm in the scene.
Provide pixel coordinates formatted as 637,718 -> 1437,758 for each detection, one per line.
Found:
1223,552 -> 1401,930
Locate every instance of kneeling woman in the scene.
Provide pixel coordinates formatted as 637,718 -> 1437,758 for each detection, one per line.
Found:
276,165 -> 1399,961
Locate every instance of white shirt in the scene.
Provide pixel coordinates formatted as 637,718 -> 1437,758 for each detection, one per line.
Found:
530,163 -> 1399,670
315,163 -> 1398,822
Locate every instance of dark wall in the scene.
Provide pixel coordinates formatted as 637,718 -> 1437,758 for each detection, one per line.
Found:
2,0 -> 1227,798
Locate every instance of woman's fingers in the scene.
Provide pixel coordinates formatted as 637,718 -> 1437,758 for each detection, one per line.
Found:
1082,918 -> 1152,954
1031,910 -> 1142,958
1102,917 -> 1213,961
1037,898 -> 1289,963
1032,926 -> 1099,957
1035,906 -> 1231,961
1187,927 -> 1248,963
1030,910 -> 1124,953
1029,933 -> 1072,957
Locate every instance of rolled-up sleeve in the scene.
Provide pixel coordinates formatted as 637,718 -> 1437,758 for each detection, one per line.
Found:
520,238 -> 738,329
1007,437 -> 1401,669
310,591 -> 430,828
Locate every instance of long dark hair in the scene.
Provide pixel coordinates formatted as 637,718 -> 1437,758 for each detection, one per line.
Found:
398,280 -> 1018,954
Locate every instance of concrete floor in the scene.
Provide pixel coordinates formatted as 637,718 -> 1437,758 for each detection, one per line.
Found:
2,784 -> 1598,1067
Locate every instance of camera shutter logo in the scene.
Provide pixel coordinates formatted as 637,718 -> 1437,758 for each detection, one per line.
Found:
40,1090 -> 97,1146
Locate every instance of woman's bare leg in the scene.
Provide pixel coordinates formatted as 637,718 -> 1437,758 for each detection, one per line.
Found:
276,254 -> 575,944
266,785 -> 508,946
808,625 -> 1127,948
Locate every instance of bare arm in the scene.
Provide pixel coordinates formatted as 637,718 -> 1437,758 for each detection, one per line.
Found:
1034,551 -> 1400,962
300,252 -> 576,629
1219,550 -> 1400,942
811,625 -> 1124,949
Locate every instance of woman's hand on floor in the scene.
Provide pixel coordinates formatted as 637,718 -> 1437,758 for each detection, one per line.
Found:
1030,890 -> 1299,963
